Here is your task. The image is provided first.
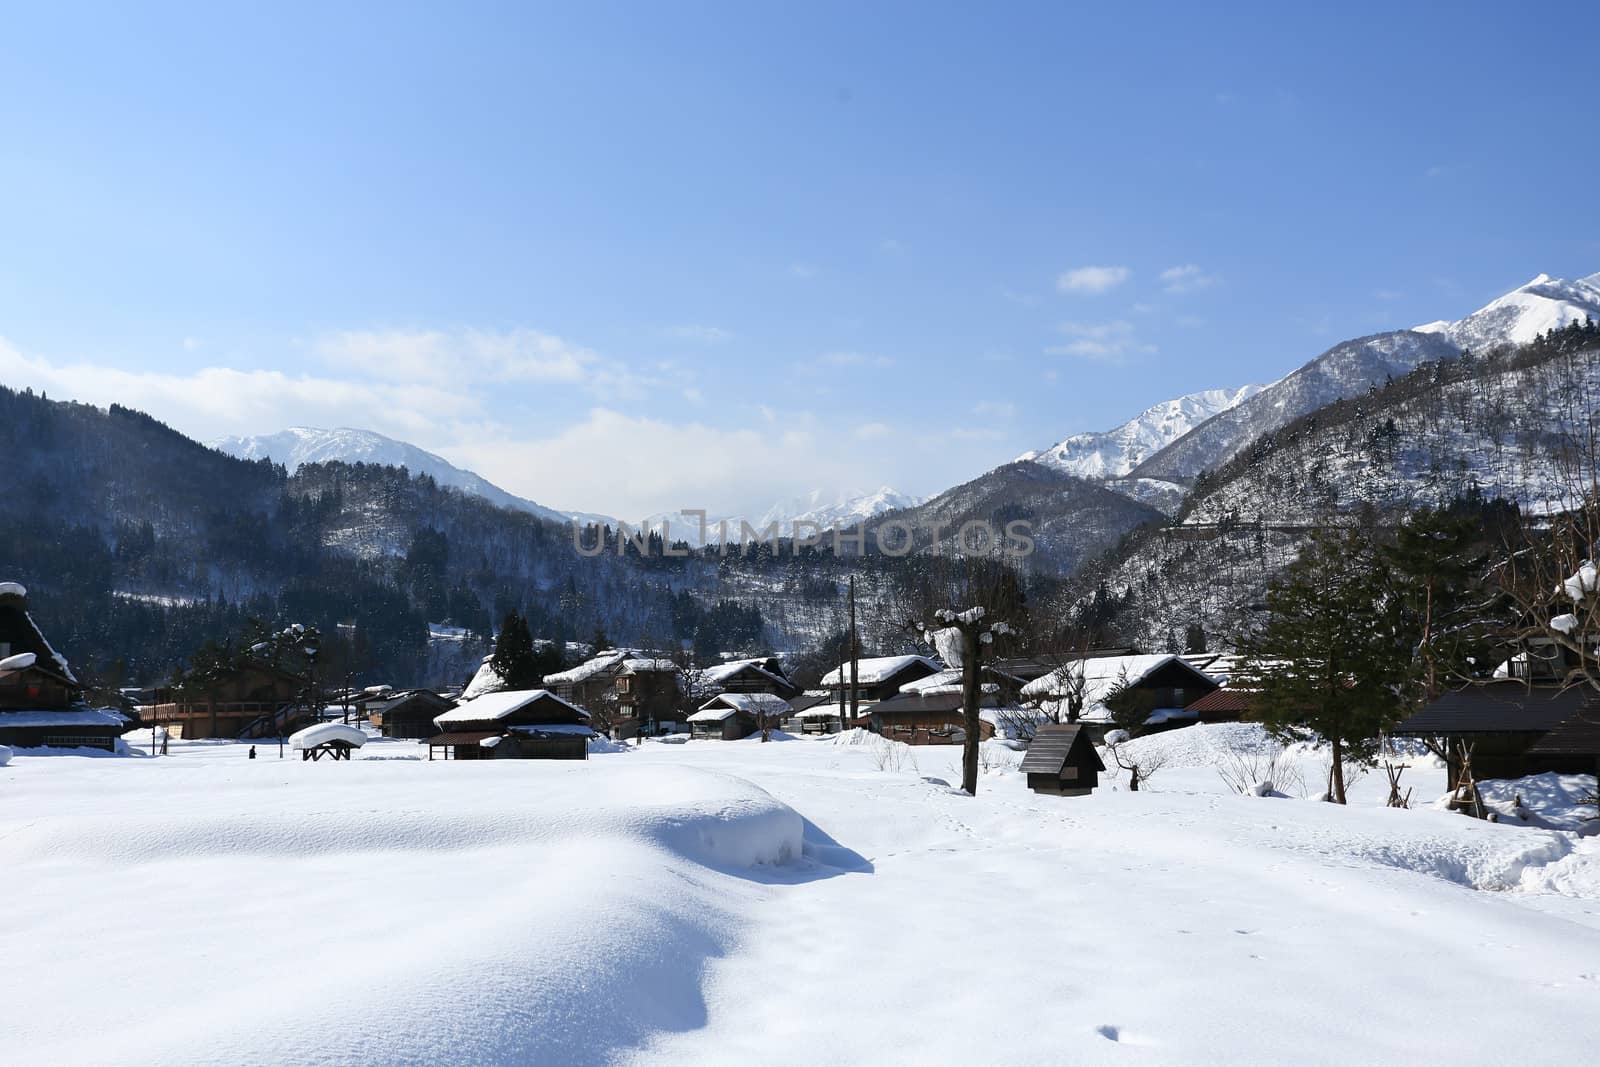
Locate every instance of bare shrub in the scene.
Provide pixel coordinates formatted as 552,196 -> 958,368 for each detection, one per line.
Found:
1216,735 -> 1304,797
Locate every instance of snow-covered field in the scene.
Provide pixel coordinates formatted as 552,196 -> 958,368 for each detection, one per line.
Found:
3,725 -> 1599,1065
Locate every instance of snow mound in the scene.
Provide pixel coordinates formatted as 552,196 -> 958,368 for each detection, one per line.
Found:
0,744 -> 10,766
1472,772 -> 1598,833
1106,721 -> 1277,767
0,763 -> 802,1065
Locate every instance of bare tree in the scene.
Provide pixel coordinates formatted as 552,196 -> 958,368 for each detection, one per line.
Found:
912,606 -> 1011,796
1103,730 -> 1169,792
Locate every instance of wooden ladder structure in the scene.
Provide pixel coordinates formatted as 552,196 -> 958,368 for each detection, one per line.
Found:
1447,741 -> 1486,819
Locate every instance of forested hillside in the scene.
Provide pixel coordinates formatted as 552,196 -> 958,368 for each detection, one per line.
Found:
1057,320 -> 1600,652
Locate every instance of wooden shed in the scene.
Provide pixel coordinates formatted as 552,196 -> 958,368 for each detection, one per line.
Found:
1392,682 -> 1598,784
1019,723 -> 1105,796
372,690 -> 453,739
428,689 -> 593,760
688,692 -> 791,740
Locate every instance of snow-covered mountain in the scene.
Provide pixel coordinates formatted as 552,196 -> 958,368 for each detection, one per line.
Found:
760,486 -> 924,531
1129,272 -> 1600,486
1415,272 -> 1600,351
1019,384 -> 1263,479
636,487 -> 924,547
212,427 -> 570,523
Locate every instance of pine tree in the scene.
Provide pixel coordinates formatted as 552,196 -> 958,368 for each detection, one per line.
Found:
1236,528 -> 1408,804
490,611 -> 540,689
1382,504 -> 1505,708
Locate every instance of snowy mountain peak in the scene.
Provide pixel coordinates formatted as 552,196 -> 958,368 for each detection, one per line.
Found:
212,427 -> 568,523
636,486 -> 925,547
1021,384 -> 1264,480
1418,271 -> 1600,351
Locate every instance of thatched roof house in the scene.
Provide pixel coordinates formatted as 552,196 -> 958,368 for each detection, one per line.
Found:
0,582 -> 127,751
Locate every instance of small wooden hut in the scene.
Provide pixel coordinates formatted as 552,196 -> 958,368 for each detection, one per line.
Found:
428,689 -> 592,760
372,690 -> 453,739
1019,723 -> 1105,796
688,692 -> 791,740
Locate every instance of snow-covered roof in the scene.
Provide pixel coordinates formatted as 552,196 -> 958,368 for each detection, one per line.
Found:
542,650 -> 632,685
698,692 -> 791,717
0,581 -> 26,598
1023,654 -> 1186,699
435,689 -> 589,726
0,651 -> 37,671
0,708 -> 128,729
288,722 -> 368,750
898,669 -> 1001,697
688,705 -> 739,722
620,658 -> 678,674
701,657 -> 788,686
819,655 -> 942,687
460,656 -> 506,701
792,703 -> 844,720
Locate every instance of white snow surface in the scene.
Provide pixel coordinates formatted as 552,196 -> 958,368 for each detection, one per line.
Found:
0,580 -> 29,597
5,725 -> 1600,1064
0,651 -> 38,670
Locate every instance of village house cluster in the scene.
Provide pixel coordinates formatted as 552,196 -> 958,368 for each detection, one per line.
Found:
4,575 -> 1600,812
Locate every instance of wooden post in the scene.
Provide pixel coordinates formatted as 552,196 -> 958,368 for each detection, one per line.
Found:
848,575 -> 860,724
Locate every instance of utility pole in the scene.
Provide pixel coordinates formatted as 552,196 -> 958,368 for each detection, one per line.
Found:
848,575 -> 859,724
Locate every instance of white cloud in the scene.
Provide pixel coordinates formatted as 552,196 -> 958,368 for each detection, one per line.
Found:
182,337 -> 202,351
0,329 -> 1012,520
972,400 -> 1016,418
1159,264 -> 1220,294
1046,320 -> 1152,364
663,324 -> 733,343
318,327 -> 596,385
1057,265 -> 1130,294
0,335 -> 478,446
790,263 -> 817,280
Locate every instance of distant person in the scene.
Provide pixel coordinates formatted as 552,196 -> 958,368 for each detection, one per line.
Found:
160,732 -> 169,756
248,745 -> 257,760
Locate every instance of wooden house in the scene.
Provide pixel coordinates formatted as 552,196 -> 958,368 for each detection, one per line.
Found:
788,692 -> 844,734
819,655 -> 942,706
541,650 -> 635,711
1019,654 -> 1220,738
864,690 -> 998,745
148,658 -> 308,739
1392,682 -> 1600,784
1525,708 -> 1600,777
1019,723 -> 1105,796
427,689 -> 593,760
0,582 -> 128,751
615,658 -> 682,731
371,689 -> 453,739
688,692 -> 792,740
697,657 -> 802,700
1183,688 -> 1254,724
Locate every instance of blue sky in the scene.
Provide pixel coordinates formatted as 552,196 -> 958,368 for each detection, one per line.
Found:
2,2 -> 1597,517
